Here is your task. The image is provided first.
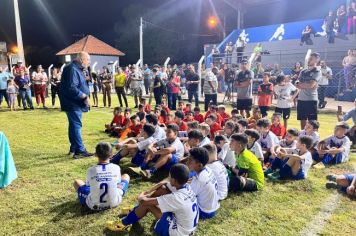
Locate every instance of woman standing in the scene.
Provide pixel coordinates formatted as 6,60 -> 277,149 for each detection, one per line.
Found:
50,67 -> 61,107
114,67 -> 128,108
100,67 -> 112,108
32,65 -> 48,108
167,70 -> 181,110
15,69 -> 34,110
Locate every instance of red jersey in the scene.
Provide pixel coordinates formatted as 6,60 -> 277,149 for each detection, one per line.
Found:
219,112 -> 231,126
204,110 -> 212,120
194,114 -> 205,123
161,105 -> 171,115
270,124 -> 286,138
177,121 -> 188,131
258,82 -> 273,106
183,117 -> 195,123
111,115 -> 125,126
183,107 -> 191,115
144,104 -> 151,113
210,122 -> 222,140
129,123 -> 143,137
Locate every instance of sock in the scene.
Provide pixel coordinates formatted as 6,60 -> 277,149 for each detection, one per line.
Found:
111,152 -> 122,164
122,209 -> 140,225
140,162 -> 149,170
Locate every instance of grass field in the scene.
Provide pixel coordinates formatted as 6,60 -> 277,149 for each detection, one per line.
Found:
0,95 -> 355,236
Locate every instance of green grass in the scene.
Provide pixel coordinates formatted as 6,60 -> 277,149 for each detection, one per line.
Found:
0,95 -> 355,236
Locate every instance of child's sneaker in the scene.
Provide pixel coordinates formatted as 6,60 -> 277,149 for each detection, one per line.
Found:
264,168 -> 274,176
267,171 -> 280,181
326,174 -> 337,182
140,169 -> 152,179
128,167 -> 142,175
325,182 -> 338,189
313,162 -> 325,169
106,220 -> 131,232
119,206 -> 133,216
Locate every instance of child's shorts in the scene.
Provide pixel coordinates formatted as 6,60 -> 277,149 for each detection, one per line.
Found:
152,153 -> 179,170
279,164 -> 305,180
199,208 -> 216,220
275,107 -> 291,120
77,185 -> 90,206
154,212 -> 173,236
131,150 -> 147,166
322,153 -> 346,165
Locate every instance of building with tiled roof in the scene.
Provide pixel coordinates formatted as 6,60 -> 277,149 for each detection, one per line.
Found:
56,35 -> 125,72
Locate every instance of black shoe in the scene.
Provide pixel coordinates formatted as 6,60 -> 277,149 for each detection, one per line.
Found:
24,107 -> 28,110
326,174 -> 337,182
74,151 -> 94,159
30,106 -> 34,110
325,182 -> 338,189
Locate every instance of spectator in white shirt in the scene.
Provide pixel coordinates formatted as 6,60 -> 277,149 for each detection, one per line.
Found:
318,61 -> 332,109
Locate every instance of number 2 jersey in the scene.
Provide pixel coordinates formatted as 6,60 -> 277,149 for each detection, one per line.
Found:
85,163 -> 123,210
157,184 -> 198,236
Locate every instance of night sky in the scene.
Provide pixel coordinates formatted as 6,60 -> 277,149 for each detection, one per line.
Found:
0,0 -> 346,66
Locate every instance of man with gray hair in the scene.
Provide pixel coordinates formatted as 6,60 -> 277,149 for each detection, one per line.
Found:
59,51 -> 93,158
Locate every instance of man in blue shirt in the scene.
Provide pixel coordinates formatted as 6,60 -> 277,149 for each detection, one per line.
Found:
59,52 -> 93,159
0,66 -> 13,108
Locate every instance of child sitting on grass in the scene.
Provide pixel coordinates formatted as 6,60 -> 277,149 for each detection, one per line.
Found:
140,124 -> 185,178
105,107 -> 124,135
184,111 -> 195,123
256,118 -> 279,165
299,120 -> 320,146
185,129 -> 211,154
214,135 -> 236,168
244,129 -> 264,164
221,120 -> 238,139
111,124 -> 156,166
325,173 -> 356,198
127,115 -> 143,138
313,122 -> 351,168
193,106 -> 205,123
203,144 -> 228,200
205,104 -> 223,126
184,102 -> 192,114
217,105 -> 231,126
136,104 -> 146,121
205,114 -> 222,140
237,119 -> 249,134
175,111 -> 188,131
187,147 -> 220,219
140,98 -> 151,114
264,136 -> 313,181
270,113 -> 286,139
270,128 -> 299,161
248,106 -> 262,129
74,142 -> 130,211
106,164 -> 199,234
178,100 -> 185,112
228,134 -> 265,192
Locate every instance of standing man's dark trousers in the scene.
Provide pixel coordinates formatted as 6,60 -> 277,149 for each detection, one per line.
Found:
0,89 -> 9,107
188,90 -> 199,108
327,30 -> 335,43
204,93 -> 217,112
66,110 -> 85,154
318,85 -> 327,108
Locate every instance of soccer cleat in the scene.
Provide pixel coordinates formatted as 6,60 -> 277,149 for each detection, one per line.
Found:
128,167 -> 142,175
140,169 -> 152,179
264,168 -> 274,176
119,206 -> 132,216
267,171 -> 280,181
106,220 -> 131,232
326,174 -> 337,182
325,182 -> 338,189
313,162 -> 325,169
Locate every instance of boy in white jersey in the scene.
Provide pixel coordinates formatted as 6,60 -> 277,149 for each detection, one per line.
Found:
203,144 -> 229,200
270,128 -> 299,161
74,142 -> 130,211
245,129 -> 264,164
146,113 -> 167,141
187,147 -> 220,219
214,135 -> 236,168
314,122 -> 351,168
184,129 -> 211,154
107,164 -> 199,235
266,136 -> 314,181
111,124 -> 156,168
256,118 -> 279,165
140,124 -> 185,178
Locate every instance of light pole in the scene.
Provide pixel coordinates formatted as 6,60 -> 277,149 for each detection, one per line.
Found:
139,17 -> 143,69
13,0 -> 25,65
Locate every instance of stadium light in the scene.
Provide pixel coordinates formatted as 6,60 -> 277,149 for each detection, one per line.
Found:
207,16 -> 218,28
12,46 -> 19,54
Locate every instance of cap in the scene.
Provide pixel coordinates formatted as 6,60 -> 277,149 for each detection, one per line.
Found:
336,121 -> 349,130
241,59 -> 248,64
